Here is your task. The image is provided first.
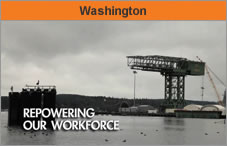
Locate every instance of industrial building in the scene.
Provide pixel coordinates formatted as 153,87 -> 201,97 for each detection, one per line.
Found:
183,104 -> 202,111
201,105 -> 226,115
175,104 -> 226,118
119,105 -> 157,114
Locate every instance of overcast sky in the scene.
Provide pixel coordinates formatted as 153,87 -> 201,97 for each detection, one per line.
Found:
1,21 -> 226,102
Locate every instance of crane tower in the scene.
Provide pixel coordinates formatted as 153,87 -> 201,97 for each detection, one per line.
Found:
127,55 -> 205,108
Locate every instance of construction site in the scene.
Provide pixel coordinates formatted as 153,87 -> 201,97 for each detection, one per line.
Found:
119,55 -> 226,119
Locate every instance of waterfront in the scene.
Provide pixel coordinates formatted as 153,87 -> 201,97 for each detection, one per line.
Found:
1,112 -> 226,145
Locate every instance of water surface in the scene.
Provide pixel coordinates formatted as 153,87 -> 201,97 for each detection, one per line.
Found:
1,112 -> 226,145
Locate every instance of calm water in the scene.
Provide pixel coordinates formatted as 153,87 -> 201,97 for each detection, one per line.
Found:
1,112 -> 226,145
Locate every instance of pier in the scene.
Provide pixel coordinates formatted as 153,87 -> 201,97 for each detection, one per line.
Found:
8,85 -> 56,128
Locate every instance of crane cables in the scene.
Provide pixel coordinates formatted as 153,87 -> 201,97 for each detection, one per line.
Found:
206,65 -> 226,87
196,56 -> 224,105
196,56 -> 225,87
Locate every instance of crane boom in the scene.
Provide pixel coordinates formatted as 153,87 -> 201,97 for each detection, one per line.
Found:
196,56 -> 223,105
127,55 -> 205,108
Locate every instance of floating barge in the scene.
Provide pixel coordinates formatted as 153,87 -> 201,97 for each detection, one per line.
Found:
175,110 -> 223,119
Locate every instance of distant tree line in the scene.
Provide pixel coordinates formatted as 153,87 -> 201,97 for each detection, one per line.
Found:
1,94 -> 217,112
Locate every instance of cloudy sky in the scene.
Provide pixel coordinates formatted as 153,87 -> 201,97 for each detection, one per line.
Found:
1,21 -> 226,102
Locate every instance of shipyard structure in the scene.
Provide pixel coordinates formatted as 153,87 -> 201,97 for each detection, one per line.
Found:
8,85 -> 56,128
125,55 -> 226,119
127,55 -> 205,109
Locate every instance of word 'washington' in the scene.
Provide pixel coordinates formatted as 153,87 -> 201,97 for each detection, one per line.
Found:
80,6 -> 147,18
23,108 -> 119,131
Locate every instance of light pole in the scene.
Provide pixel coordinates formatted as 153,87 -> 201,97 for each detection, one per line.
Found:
133,70 -> 137,107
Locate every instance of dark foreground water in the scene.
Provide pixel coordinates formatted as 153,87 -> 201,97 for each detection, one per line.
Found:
1,112 -> 226,145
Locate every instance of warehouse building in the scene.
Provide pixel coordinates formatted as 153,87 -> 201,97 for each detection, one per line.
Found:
201,105 -> 226,115
183,104 -> 202,111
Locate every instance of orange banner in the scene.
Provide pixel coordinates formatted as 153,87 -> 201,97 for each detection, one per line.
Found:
1,1 -> 226,20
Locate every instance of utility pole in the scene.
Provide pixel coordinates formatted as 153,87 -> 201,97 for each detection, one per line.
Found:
133,71 -> 137,107
201,76 -> 204,101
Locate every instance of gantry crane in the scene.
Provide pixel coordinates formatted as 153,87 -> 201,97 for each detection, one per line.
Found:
127,55 -> 205,108
196,56 -> 225,105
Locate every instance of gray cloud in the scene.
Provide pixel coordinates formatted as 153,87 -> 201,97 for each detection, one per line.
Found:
1,21 -> 226,102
